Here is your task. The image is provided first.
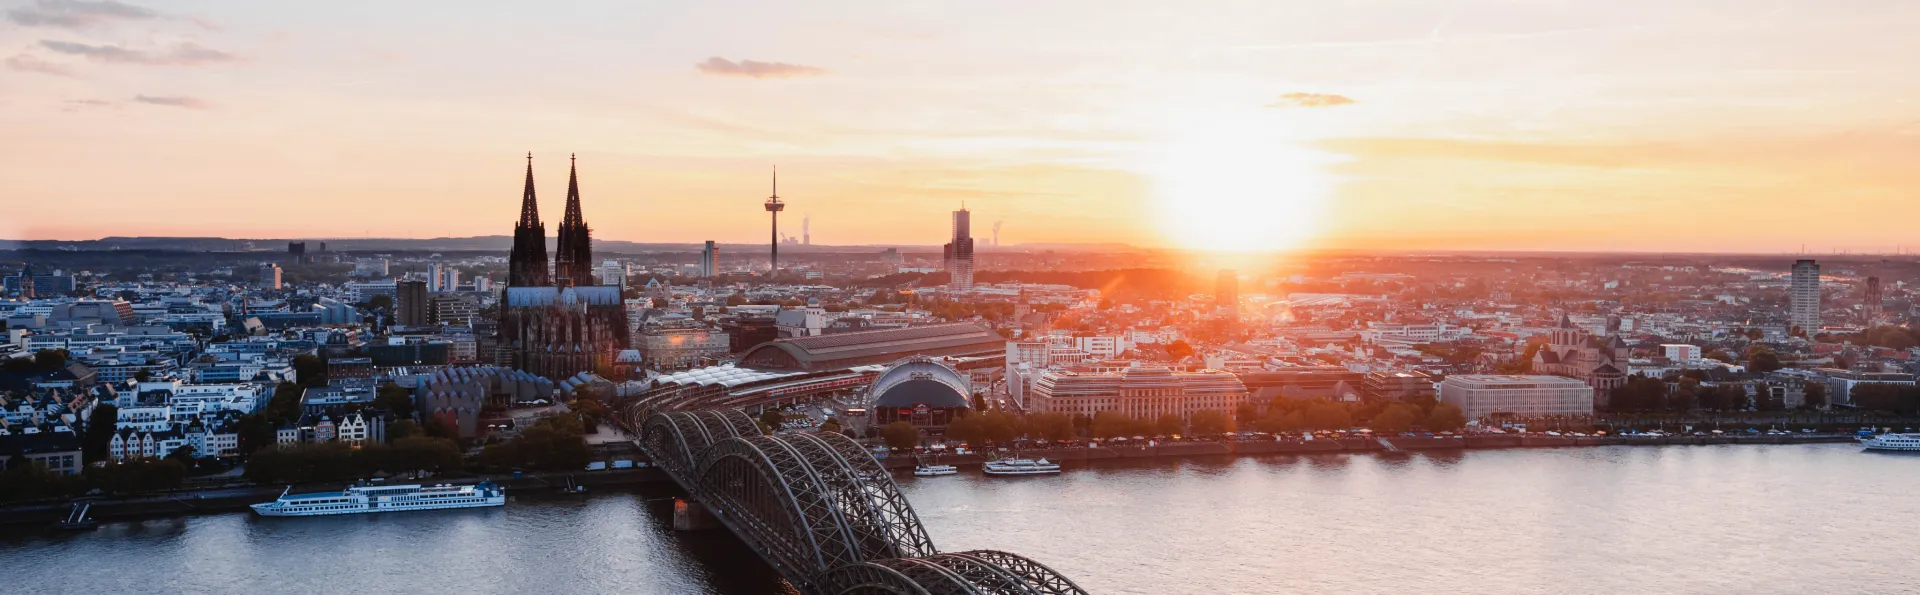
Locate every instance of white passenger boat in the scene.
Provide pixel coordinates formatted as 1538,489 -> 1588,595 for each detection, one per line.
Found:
983,458 -> 1061,476
1859,433 -> 1920,452
913,464 -> 959,477
252,482 -> 506,517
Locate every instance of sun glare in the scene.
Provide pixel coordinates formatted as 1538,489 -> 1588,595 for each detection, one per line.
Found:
1147,114 -> 1342,254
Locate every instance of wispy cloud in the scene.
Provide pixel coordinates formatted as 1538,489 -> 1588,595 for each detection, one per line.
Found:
694,56 -> 826,79
134,94 -> 211,109
1268,92 -> 1356,108
6,0 -> 155,29
5,54 -> 76,76
62,98 -> 113,112
40,40 -> 238,66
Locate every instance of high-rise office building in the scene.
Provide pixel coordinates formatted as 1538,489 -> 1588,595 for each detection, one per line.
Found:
259,264 -> 282,290
440,266 -> 460,293
1864,276 -> 1883,321
397,279 -> 430,326
1790,259 -> 1821,333
288,242 -> 307,264
700,241 -> 719,277
943,207 -> 975,291
1216,269 -> 1238,322
427,263 -> 447,292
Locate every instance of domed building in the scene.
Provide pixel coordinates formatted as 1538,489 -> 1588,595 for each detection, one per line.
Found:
869,357 -> 973,433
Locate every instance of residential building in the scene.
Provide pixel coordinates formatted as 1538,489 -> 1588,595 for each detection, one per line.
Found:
1661,344 -> 1702,361
1790,259 -> 1821,332
396,280 -> 430,326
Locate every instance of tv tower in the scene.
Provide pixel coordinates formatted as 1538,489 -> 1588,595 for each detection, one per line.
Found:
803,214 -> 811,246
993,220 -> 1002,248
764,166 -> 784,277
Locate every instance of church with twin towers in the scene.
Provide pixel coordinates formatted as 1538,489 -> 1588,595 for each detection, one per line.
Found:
495,153 -> 630,380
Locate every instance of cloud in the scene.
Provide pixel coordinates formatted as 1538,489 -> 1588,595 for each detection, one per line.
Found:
694,57 -> 826,79
61,98 -> 113,112
39,40 -> 238,65
1268,92 -> 1356,108
5,54 -> 76,76
134,94 -> 211,109
7,0 -> 155,29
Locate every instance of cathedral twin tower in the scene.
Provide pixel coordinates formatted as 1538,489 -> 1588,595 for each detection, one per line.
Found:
509,153 -> 597,287
498,153 -> 629,381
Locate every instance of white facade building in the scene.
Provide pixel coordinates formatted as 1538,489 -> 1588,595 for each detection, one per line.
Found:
1661,344 -> 1702,361
1790,259 -> 1821,332
1439,374 -> 1594,419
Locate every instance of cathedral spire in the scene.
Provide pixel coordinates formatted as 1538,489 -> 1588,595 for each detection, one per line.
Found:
508,152 -> 551,287
562,153 -> 584,227
554,152 -> 594,286
519,152 -> 541,227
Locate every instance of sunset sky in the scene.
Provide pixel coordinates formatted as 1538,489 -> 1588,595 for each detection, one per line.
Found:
4,0 -> 1918,253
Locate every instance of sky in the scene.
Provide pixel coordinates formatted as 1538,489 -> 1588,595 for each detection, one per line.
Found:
3,0 -> 1919,253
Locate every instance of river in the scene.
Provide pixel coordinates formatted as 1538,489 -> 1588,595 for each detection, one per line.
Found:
5,443 -> 1916,594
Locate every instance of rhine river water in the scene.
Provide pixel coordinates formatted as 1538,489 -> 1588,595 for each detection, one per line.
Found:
5,443 -> 1917,594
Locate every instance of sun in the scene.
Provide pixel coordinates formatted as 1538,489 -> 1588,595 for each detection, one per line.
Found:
1146,114 -> 1341,253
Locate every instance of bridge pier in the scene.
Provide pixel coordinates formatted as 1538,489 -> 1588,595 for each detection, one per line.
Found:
672,498 -> 717,531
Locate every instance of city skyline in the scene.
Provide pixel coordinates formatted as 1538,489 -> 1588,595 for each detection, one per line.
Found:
5,1 -> 1920,253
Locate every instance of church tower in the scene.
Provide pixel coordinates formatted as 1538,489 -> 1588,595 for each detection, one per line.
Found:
553,154 -> 595,286
508,153 -> 551,287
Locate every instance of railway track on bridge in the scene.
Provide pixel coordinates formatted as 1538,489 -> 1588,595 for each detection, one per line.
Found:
618,405 -> 1091,595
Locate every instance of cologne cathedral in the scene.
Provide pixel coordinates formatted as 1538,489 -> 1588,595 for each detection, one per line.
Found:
495,154 -> 630,380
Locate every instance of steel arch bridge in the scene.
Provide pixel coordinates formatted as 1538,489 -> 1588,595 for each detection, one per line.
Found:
626,406 -> 1091,595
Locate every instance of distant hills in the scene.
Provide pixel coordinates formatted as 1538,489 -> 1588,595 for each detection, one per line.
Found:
0,236 -> 1142,254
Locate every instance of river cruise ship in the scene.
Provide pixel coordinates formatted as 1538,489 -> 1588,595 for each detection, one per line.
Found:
983,458 -> 1061,476
1860,433 -> 1920,452
252,482 -> 506,517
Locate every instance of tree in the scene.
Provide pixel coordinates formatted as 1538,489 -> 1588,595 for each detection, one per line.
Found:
480,416 -> 592,471
945,414 -> 987,445
82,402 -> 118,463
1803,382 -> 1829,409
1189,410 -> 1230,435
365,294 -> 394,311
388,419 -> 421,441
651,297 -> 669,308
1745,327 -> 1765,341
265,383 -> 304,425
1744,345 -> 1782,373
1423,403 -> 1467,432
981,410 -> 1022,443
374,384 -> 416,420
1091,411 -> 1133,439
234,414 -> 277,455
726,294 -> 749,307
1028,412 -> 1075,441
1704,349 -> 1734,363
1165,340 -> 1194,361
1370,404 -> 1417,434
880,422 -> 920,450
1303,402 -> 1353,431
819,418 -> 842,436
760,409 -> 785,430
1154,414 -> 1184,437
292,354 -> 327,387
